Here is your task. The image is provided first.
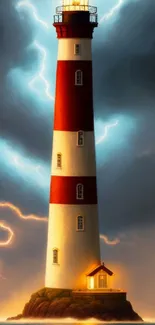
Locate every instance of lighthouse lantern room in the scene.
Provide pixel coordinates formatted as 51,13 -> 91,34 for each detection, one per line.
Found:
45,0 -> 112,291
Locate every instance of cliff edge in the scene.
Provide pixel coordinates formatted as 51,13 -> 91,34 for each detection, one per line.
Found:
7,288 -> 143,321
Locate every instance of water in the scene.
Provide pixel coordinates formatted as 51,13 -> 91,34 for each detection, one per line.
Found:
0,319 -> 155,325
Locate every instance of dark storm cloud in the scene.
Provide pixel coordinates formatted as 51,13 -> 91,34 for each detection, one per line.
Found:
1,173 -> 49,215
93,0 -> 155,116
98,152 -> 155,233
0,0 -> 36,74
1,0 -> 53,161
2,94 -> 53,161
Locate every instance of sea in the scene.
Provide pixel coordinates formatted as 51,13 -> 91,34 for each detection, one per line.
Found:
0,320 -> 154,325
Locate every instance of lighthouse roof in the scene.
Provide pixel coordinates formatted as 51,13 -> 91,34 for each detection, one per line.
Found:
87,263 -> 113,277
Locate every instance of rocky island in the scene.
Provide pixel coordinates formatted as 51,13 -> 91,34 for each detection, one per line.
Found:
7,288 -> 143,321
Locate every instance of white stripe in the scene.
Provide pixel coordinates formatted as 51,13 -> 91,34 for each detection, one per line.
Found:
51,131 -> 96,176
45,204 -> 100,289
57,38 -> 92,61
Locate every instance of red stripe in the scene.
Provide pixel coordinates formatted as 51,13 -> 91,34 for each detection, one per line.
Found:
54,61 -> 94,131
49,176 -> 97,204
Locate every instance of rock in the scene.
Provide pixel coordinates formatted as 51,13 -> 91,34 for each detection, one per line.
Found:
7,287 -> 143,321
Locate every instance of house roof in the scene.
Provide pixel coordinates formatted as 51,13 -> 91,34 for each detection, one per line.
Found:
87,263 -> 113,277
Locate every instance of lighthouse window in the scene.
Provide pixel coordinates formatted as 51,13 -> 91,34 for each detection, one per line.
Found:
76,183 -> 84,200
77,130 -> 84,146
75,70 -> 83,86
57,153 -> 62,168
53,249 -> 58,264
74,44 -> 81,55
77,215 -> 85,231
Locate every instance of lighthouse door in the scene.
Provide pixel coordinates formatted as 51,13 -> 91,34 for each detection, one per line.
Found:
98,274 -> 107,288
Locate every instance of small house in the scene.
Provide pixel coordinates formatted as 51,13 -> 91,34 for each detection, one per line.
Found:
87,262 -> 113,290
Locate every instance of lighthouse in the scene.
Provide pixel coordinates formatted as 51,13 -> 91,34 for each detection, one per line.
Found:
45,0 -> 113,291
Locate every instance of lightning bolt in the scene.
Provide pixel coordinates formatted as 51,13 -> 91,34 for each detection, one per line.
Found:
99,0 -> 124,23
100,234 -> 120,246
29,41 -> 54,101
0,222 -> 14,247
96,120 -> 119,145
17,1 -> 54,101
0,203 -> 47,247
16,0 -> 50,29
0,202 -> 47,222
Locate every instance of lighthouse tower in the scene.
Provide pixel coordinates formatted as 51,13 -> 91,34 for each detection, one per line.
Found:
45,0 -> 101,290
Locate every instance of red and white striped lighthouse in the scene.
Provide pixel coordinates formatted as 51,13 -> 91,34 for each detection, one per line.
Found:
45,0 -> 101,290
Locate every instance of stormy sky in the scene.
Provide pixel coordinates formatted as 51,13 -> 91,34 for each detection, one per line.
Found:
1,0 -> 155,319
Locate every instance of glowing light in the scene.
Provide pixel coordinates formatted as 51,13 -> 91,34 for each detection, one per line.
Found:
89,276 -> 94,289
100,0 -> 124,23
0,222 -> 14,247
63,0 -> 88,5
100,234 -> 120,246
96,121 -> 119,145
17,0 -> 49,29
29,40 -> 54,101
63,0 -> 89,10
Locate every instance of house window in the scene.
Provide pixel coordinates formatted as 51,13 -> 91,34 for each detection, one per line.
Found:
76,183 -> 84,200
57,153 -> 62,168
75,70 -> 83,86
77,215 -> 85,231
74,44 -> 81,55
53,249 -> 58,264
98,274 -> 107,288
77,130 -> 84,146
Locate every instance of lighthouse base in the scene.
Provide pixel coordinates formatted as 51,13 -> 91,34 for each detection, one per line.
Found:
7,287 -> 143,321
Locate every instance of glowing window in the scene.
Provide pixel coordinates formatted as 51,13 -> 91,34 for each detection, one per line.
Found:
76,183 -> 84,200
57,153 -> 62,168
74,44 -> 81,55
75,70 -> 83,86
77,130 -> 84,146
77,215 -> 85,231
53,249 -> 58,264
